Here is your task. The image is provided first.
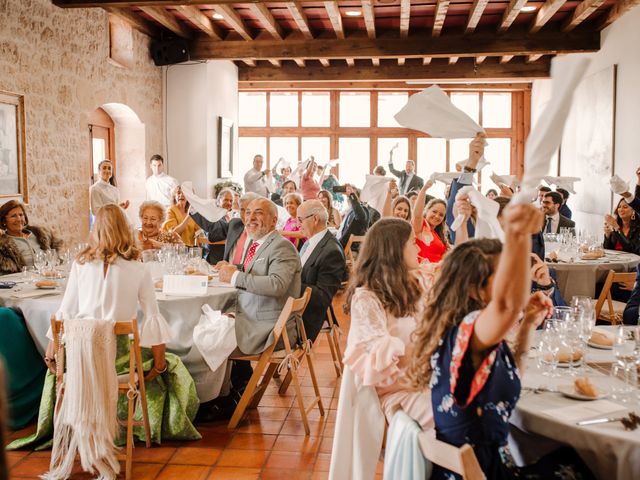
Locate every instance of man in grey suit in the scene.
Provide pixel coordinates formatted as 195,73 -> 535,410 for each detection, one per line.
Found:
218,197 -> 302,355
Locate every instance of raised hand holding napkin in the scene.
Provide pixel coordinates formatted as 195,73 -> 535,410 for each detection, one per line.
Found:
182,181 -> 228,223
609,175 -> 630,195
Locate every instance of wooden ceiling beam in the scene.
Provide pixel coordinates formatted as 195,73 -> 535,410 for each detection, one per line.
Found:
530,0 -> 567,33
361,0 -> 376,39
449,57 -> 459,64
287,1 -> 314,40
562,0 -> 605,31
432,0 -> 450,37
598,0 -> 640,30
139,6 -> 192,38
248,3 -> 284,39
500,55 -> 514,63
324,1 -> 345,39
190,30 -> 599,61
498,0 -> 528,33
213,4 -> 253,41
55,0 -> 318,6
476,56 -> 487,63
103,7 -> 158,37
294,58 -> 306,67
319,58 -> 330,67
240,81 -> 534,90
400,0 -> 411,37
174,5 -> 223,40
238,57 -> 552,82
466,0 -> 490,34
527,54 -> 543,62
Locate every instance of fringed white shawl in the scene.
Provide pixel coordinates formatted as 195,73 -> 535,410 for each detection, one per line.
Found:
43,319 -> 120,480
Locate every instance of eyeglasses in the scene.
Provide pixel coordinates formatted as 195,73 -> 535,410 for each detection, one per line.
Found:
297,213 -> 315,223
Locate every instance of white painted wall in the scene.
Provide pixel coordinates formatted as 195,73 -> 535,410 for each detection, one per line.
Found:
531,5 -> 640,234
165,60 -> 238,198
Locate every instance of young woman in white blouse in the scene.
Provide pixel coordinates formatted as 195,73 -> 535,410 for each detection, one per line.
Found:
89,160 -> 130,216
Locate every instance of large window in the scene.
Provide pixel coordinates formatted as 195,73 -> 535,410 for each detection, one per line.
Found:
238,89 -> 529,193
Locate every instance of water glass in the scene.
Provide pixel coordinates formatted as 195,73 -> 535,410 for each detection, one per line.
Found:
612,326 -> 636,401
540,320 -> 561,377
33,251 -> 47,275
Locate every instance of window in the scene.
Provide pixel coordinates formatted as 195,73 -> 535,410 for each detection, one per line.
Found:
482,93 -> 511,128
269,137 -> 298,166
301,137 -> 331,166
449,138 -> 474,168
339,92 -> 370,127
377,92 -> 408,127
238,137 -> 266,177
417,138 -> 447,199
269,92 -> 298,127
339,138 -> 370,187
450,92 -> 480,125
302,92 -> 330,127
239,92 -> 266,127
377,138 -> 408,174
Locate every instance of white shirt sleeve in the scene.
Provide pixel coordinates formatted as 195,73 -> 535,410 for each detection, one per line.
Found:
137,266 -> 173,347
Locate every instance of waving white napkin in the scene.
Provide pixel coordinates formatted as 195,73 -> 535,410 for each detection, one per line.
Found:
456,156 -> 490,171
394,85 -> 485,139
290,159 -> 311,187
181,181 -> 228,223
491,173 -> 520,190
429,172 -> 462,185
543,176 -> 581,194
360,175 -> 392,214
512,56 -> 591,205
451,186 -> 504,241
609,174 -> 630,195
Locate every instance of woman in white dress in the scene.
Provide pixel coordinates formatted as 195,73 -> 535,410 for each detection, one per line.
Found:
89,160 -> 130,216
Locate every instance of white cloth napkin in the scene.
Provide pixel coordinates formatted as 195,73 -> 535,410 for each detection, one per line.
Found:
512,56 -> 591,205
451,186 -> 504,241
544,176 -> 581,194
394,85 -> 485,139
490,173 -> 520,190
181,181 -> 228,223
609,175 -> 630,195
456,155 -> 490,171
289,159 -> 311,188
429,172 -> 461,185
360,175 -> 392,214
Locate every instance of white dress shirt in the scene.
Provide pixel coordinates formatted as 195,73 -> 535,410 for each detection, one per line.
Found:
401,172 -> 415,194
89,179 -> 120,216
244,168 -> 270,197
146,173 -> 178,206
230,234 -> 268,286
301,229 -> 328,267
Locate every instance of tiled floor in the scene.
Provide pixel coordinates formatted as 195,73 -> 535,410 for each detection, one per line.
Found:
5,293 -> 383,479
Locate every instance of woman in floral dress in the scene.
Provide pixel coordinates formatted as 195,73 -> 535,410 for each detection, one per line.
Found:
409,204 -> 595,480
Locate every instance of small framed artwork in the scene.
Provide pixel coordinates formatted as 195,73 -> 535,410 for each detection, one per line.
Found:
217,116 -> 234,178
0,91 -> 27,202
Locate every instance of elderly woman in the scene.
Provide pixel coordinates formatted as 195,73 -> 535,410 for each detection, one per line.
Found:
137,200 -> 181,250
89,159 -> 129,216
162,185 -> 199,246
0,200 -> 62,275
318,189 -> 342,228
280,192 -> 306,249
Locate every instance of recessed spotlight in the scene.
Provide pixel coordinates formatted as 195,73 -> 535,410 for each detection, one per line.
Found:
521,6 -> 537,12
345,10 -> 362,17
212,13 -> 224,20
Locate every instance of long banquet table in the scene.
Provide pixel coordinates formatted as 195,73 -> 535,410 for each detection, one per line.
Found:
510,327 -> 640,480
0,273 -> 239,402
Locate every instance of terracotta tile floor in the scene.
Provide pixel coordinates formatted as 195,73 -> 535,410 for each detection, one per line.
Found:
5,293 -> 384,479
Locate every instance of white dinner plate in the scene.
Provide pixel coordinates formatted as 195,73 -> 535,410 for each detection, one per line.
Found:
587,340 -> 613,350
557,385 -> 607,401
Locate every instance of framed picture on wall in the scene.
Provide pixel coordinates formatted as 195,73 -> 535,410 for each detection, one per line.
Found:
0,91 -> 27,201
218,116 -> 234,178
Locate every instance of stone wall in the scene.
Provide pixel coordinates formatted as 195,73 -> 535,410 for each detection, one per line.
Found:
0,0 -> 162,245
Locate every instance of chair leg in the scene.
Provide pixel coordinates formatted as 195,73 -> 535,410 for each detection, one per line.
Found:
332,326 -> 343,368
228,355 -> 270,430
305,351 -> 325,417
249,362 -> 278,409
134,346 -> 152,448
289,367 -> 311,435
325,330 -> 342,377
278,369 -> 292,395
125,387 -> 135,480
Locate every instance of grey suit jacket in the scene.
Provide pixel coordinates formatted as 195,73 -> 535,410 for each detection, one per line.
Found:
234,230 -> 302,355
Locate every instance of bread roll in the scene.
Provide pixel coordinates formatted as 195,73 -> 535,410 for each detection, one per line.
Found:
35,280 -> 57,288
589,331 -> 613,347
575,377 -> 598,398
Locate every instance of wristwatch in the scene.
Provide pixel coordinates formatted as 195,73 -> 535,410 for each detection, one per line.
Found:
463,166 -> 477,173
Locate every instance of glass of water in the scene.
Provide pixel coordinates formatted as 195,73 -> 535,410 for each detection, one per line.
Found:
612,326 -> 636,401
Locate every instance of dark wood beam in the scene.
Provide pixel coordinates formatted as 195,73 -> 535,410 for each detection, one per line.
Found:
103,7 -> 158,36
213,4 -> 253,40
55,0 -> 318,5
240,80 -> 533,90
466,0 -> 490,34
598,0 -> 640,30
562,0 -> 605,31
432,0 -> 450,37
174,5 -> 223,40
190,30 -> 599,61
476,55 -> 487,63
498,0 -> 528,33
530,0 -> 567,33
500,55 -> 514,63
140,6 -> 192,38
238,57 -> 551,82
248,3 -> 284,39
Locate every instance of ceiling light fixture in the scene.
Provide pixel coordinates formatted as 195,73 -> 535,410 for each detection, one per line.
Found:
212,13 -> 224,20
521,6 -> 537,12
345,10 -> 362,17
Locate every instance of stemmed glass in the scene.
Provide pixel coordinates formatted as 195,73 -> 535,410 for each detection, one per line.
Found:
540,319 -> 562,377
612,326 -> 636,402
33,251 -> 47,276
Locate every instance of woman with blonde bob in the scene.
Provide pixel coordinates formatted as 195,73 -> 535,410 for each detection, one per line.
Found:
9,205 -> 201,452
408,204 -> 594,480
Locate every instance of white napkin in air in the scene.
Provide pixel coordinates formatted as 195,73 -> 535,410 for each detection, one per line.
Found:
394,85 -> 485,139
544,176 -> 581,194
429,172 -> 462,185
289,159 -> 311,188
456,156 -> 490,172
609,175 -> 630,195
451,186 -> 504,241
512,56 -> 591,205
491,173 -> 520,190
182,181 -> 228,223
360,175 -> 392,214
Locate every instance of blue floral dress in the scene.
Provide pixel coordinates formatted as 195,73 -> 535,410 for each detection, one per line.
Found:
430,311 -> 595,480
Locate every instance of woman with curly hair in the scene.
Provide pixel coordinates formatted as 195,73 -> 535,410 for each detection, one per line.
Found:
408,204 -> 594,480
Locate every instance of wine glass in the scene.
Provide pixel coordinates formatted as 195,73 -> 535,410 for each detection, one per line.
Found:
33,251 -> 47,276
612,326 -> 636,402
541,320 -> 561,377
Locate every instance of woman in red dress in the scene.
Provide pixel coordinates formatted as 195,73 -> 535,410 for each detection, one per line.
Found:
412,181 -> 449,263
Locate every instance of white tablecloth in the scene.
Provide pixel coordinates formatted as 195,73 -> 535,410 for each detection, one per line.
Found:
547,250 -> 640,300
0,275 -> 238,402
510,329 -> 640,480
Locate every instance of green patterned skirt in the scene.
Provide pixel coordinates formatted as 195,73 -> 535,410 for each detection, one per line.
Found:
7,336 -> 201,450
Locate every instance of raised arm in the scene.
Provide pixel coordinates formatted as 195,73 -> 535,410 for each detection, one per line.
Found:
382,180 -> 397,217
412,181 -> 433,235
453,195 -> 472,245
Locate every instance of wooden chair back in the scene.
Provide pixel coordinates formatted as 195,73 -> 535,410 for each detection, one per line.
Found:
418,432 -> 485,480
344,234 -> 366,268
594,270 -> 636,324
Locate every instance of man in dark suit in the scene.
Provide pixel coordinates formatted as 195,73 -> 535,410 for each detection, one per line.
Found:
541,191 -> 575,234
388,158 -> 424,195
297,200 -> 347,341
336,185 -> 370,249
190,188 -> 235,264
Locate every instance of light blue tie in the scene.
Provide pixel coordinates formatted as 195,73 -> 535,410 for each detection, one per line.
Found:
299,241 -> 309,258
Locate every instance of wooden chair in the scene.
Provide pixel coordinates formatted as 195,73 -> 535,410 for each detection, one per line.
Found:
417,432 -> 485,480
320,305 -> 343,377
344,234 -> 366,273
51,317 -> 151,480
227,287 -> 325,435
594,270 -> 636,324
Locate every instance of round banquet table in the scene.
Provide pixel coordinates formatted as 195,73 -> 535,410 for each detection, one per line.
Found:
546,249 -> 640,300
0,273 -> 238,402
509,327 -> 640,480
